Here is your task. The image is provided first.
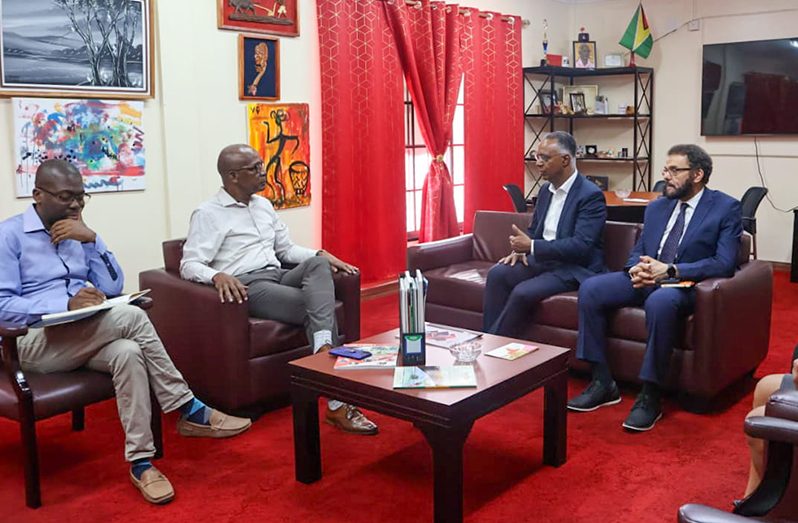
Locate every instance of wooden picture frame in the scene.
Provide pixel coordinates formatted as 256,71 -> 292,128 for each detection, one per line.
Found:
218,0 -> 299,37
0,0 -> 154,99
563,85 -> 598,114
573,40 -> 597,69
238,34 -> 280,101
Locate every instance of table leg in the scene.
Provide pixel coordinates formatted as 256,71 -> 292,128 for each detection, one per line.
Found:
291,385 -> 321,483
543,370 -> 567,466
419,422 -> 473,523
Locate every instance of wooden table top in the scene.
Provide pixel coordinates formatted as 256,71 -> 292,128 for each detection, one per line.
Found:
603,191 -> 660,207
289,328 -> 569,409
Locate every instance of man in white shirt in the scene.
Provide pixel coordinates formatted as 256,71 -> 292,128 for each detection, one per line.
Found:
482,131 -> 607,337
181,144 -> 377,435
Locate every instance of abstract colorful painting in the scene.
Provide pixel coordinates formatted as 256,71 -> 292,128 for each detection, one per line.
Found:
247,103 -> 310,209
218,0 -> 299,37
13,98 -> 145,197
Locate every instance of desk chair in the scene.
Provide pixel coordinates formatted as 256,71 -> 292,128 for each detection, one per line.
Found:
741,187 -> 768,259
652,180 -> 666,193
502,183 -> 528,213
0,298 -> 163,508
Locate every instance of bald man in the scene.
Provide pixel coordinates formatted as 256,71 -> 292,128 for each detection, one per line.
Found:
0,160 -> 251,504
180,144 -> 378,435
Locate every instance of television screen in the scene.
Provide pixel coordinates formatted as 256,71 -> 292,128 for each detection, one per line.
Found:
701,37 -> 798,136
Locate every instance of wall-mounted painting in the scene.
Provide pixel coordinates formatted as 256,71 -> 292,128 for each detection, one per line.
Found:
218,0 -> 299,37
0,0 -> 154,99
13,98 -> 145,197
239,34 -> 280,101
247,103 -> 310,209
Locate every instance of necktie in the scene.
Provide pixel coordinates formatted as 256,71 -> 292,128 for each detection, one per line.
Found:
659,202 -> 689,263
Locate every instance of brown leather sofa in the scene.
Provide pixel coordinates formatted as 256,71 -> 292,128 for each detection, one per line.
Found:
408,210 -> 772,406
139,240 -> 360,415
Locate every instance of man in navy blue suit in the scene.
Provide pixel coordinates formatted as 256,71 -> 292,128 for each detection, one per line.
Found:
568,144 -> 742,431
483,131 -> 606,336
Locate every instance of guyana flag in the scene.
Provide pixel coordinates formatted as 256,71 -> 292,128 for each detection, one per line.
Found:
619,4 -> 653,58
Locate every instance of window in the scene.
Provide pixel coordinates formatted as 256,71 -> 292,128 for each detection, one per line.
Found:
404,83 -> 465,239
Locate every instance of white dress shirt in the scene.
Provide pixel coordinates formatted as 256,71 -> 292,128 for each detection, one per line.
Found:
531,170 -> 579,254
180,188 -> 318,284
657,188 -> 705,259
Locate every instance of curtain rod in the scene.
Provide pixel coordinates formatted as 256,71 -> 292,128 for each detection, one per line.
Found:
380,0 -> 530,26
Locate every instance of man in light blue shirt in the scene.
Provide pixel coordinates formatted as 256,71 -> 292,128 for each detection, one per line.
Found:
0,160 -> 251,504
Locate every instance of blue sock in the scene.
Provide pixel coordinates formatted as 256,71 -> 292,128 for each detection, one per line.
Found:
131,458 -> 152,480
178,398 -> 210,424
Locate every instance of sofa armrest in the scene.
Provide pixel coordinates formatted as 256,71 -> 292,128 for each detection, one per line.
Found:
333,270 -> 360,342
745,415 -> 798,445
690,261 -> 773,398
766,390 -> 798,422
407,234 -> 474,272
678,504 -> 751,523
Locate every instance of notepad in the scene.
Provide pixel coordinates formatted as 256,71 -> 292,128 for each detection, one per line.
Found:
29,289 -> 151,328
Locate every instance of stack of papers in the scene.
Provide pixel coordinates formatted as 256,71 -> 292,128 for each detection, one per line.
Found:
333,345 -> 399,370
393,365 -> 477,389
399,270 -> 427,334
29,289 -> 151,329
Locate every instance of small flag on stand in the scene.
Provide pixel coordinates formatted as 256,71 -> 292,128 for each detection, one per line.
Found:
619,3 -> 653,64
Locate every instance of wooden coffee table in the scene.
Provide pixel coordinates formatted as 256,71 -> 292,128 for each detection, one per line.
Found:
289,329 -> 569,523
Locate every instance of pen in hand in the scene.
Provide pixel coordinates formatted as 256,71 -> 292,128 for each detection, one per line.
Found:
68,287 -> 106,310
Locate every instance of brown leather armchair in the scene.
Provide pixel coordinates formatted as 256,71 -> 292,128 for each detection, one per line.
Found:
678,390 -> 798,522
408,210 -> 772,407
138,240 -> 361,416
0,298 -> 163,509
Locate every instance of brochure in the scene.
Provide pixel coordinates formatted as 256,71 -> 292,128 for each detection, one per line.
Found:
423,323 -> 483,350
29,289 -> 151,329
392,365 -> 477,389
333,345 -> 399,370
485,342 -> 539,361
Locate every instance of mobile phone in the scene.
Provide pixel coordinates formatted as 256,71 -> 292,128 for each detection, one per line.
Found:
329,347 -> 372,360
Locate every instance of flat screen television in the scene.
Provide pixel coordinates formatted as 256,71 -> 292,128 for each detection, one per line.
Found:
701,37 -> 798,136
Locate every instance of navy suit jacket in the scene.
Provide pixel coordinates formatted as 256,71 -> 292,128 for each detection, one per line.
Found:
528,173 -> 607,283
626,188 -> 743,281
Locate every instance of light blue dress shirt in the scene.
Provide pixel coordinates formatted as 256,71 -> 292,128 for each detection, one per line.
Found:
0,205 -> 124,325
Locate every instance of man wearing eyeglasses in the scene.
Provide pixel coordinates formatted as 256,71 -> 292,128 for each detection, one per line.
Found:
483,131 -> 607,337
568,144 -> 742,432
0,159 -> 252,504
180,144 -> 378,436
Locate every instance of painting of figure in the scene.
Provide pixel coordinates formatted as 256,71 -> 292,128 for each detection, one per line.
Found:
0,0 -> 154,98
218,0 -> 299,37
247,103 -> 310,209
239,34 -> 279,100
13,98 -> 146,197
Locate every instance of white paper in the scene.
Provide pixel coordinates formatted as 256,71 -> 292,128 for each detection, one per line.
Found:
29,289 -> 150,329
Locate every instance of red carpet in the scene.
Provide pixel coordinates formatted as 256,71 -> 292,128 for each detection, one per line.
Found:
1,271 -> 796,522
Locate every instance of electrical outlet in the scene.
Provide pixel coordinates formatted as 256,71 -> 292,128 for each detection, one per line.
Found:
688,19 -> 701,31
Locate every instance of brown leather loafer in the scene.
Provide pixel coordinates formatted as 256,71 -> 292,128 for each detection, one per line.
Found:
130,466 -> 174,504
177,409 -> 252,438
325,404 -> 379,435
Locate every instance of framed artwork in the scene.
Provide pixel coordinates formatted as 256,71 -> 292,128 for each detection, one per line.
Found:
218,0 -> 299,37
569,93 -> 587,114
539,90 -> 557,114
563,85 -> 598,114
247,103 -> 310,209
0,0 -> 154,99
13,98 -> 146,197
573,41 -> 597,69
239,34 -> 280,101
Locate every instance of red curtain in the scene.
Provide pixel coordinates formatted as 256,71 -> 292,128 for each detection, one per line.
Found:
383,1 -> 463,243
318,0 -> 406,283
462,9 -> 524,233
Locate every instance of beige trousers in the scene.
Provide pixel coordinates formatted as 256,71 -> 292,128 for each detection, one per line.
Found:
17,304 -> 193,462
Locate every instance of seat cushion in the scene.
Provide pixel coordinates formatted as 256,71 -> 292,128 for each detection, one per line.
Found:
425,261 -> 494,313
0,368 -> 114,421
249,300 -> 346,358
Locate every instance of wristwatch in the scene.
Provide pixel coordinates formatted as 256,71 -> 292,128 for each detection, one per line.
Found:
666,264 -> 677,279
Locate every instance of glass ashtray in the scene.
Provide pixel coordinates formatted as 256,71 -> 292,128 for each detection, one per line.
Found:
448,341 -> 482,364
614,189 -> 632,199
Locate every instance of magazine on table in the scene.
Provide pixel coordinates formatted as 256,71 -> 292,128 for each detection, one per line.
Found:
422,323 -> 483,349
485,342 -> 539,361
29,289 -> 151,329
333,344 -> 399,370
392,365 -> 477,389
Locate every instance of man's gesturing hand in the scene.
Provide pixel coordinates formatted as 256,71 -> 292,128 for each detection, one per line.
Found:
68,287 -> 106,310
50,217 -> 97,244
499,252 -> 528,266
509,224 -> 532,254
319,250 -> 359,274
212,272 -> 248,304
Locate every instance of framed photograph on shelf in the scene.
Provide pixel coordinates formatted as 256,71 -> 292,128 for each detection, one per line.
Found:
539,90 -> 557,114
563,85 -> 598,114
569,93 -> 587,114
239,34 -> 280,101
218,0 -> 299,37
573,41 -> 597,69
0,0 -> 154,99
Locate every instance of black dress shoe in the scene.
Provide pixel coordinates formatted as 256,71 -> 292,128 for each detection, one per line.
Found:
567,379 -> 621,412
622,392 -> 662,431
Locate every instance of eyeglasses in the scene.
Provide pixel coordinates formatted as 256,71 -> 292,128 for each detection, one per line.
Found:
36,187 -> 91,205
534,153 -> 563,163
237,161 -> 265,174
662,166 -> 693,175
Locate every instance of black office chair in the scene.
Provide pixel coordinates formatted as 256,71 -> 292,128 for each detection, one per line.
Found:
741,186 -> 768,259
502,183 -> 528,213
652,180 -> 666,193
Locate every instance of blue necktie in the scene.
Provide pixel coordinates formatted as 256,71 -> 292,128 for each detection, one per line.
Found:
659,203 -> 689,263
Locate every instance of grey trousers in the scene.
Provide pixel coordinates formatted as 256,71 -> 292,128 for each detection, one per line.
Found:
17,304 -> 194,462
240,256 -> 338,347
